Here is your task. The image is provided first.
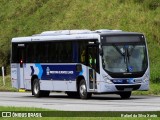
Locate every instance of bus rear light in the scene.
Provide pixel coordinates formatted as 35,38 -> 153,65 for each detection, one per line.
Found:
20,60 -> 23,64
20,59 -> 23,67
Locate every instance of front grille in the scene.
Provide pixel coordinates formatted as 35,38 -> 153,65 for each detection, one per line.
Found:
115,85 -> 141,91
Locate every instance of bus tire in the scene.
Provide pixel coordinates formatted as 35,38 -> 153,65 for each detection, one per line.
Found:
79,80 -> 91,99
119,91 -> 131,99
33,79 -> 43,97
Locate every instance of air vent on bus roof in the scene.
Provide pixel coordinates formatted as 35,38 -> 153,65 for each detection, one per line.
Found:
40,30 -> 70,36
95,29 -> 122,33
70,30 -> 91,34
40,30 -> 91,36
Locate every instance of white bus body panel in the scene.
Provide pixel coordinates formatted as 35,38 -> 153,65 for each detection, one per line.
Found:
11,63 -> 25,89
11,64 -> 18,88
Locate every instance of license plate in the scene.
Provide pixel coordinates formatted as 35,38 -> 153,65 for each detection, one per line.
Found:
124,88 -> 132,91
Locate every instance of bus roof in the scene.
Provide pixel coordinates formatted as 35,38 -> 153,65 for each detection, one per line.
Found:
11,29 -> 143,43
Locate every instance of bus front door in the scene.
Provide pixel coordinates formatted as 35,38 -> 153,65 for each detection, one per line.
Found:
87,45 -> 99,91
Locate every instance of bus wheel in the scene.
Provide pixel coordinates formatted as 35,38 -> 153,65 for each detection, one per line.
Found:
79,80 -> 91,99
119,91 -> 131,99
33,79 -> 43,97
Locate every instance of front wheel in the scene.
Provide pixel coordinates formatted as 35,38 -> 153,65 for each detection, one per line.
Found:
79,80 -> 92,99
119,91 -> 131,99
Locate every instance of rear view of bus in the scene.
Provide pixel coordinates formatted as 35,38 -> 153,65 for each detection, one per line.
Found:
100,32 -> 149,99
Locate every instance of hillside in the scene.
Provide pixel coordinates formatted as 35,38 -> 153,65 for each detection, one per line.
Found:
0,0 -> 160,83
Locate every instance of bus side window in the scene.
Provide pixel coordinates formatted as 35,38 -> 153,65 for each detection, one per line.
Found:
12,43 -> 18,63
81,50 -> 85,63
79,41 -> 88,64
17,44 -> 26,65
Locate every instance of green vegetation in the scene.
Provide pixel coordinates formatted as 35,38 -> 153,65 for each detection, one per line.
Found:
0,76 -> 17,91
0,106 -> 50,111
133,83 -> 160,95
0,106 -> 159,120
0,118 -> 159,120
0,0 -> 160,89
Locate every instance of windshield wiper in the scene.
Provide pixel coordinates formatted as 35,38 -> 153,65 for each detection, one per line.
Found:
125,46 -> 129,72
128,45 -> 135,56
113,45 -> 126,64
113,45 -> 125,56
113,45 -> 130,72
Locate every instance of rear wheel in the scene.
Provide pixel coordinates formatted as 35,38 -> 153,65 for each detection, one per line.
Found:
119,91 -> 131,99
33,79 -> 42,97
79,80 -> 92,99
33,79 -> 50,97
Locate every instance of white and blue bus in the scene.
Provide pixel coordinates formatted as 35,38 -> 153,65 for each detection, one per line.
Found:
11,29 -> 149,99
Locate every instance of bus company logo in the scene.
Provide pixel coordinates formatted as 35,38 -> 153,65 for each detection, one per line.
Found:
2,112 -> 12,117
46,67 -> 50,75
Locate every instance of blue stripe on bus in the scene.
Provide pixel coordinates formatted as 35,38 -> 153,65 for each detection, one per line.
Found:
79,69 -> 83,75
35,63 -> 43,79
37,64 -> 81,81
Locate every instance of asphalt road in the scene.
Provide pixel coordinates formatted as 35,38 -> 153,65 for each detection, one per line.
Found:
0,92 -> 159,111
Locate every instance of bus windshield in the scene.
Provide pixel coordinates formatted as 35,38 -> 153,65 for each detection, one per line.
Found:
102,44 -> 148,73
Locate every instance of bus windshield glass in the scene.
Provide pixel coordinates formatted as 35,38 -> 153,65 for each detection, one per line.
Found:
101,35 -> 148,76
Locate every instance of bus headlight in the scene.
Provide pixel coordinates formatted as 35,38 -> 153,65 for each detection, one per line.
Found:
102,74 -> 113,84
105,79 -> 113,84
143,74 -> 149,83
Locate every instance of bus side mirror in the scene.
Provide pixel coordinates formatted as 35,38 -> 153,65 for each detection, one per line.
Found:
99,49 -> 103,56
